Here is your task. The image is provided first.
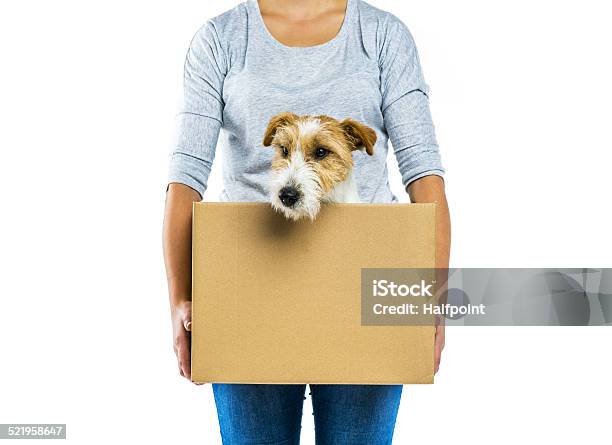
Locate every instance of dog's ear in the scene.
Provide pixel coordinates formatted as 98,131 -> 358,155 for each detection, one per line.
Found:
263,112 -> 298,146
340,118 -> 376,155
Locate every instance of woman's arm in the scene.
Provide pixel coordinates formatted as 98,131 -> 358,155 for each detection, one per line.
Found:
407,175 -> 450,374
163,183 -> 202,380
164,20 -> 227,380
375,14 -> 448,374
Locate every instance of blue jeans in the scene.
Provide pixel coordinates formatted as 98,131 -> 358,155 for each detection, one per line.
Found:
212,384 -> 403,444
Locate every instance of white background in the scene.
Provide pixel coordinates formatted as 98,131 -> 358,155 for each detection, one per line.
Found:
1,0 -> 611,443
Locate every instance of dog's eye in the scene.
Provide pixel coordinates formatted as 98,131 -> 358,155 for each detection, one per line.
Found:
315,147 -> 329,159
281,145 -> 289,157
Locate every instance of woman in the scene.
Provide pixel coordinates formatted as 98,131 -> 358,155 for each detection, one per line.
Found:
163,0 -> 450,443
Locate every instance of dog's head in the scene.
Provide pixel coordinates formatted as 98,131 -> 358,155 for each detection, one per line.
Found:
262,112 -> 376,220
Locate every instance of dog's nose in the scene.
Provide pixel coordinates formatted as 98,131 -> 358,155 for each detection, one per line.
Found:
279,186 -> 300,207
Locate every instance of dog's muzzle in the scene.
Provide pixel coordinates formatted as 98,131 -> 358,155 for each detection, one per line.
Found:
278,186 -> 301,208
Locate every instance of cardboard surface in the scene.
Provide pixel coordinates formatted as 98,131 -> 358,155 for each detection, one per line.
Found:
191,202 -> 436,384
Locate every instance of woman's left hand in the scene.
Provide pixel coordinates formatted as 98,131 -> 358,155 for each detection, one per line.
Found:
407,176 -> 450,376
434,322 -> 445,374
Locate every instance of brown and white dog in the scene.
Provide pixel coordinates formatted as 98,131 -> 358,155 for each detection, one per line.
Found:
263,112 -> 377,220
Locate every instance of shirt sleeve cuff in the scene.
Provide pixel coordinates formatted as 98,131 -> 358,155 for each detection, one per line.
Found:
402,168 -> 446,188
167,152 -> 212,199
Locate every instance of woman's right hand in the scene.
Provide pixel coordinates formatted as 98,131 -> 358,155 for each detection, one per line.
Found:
172,300 -> 192,380
164,183 -> 202,381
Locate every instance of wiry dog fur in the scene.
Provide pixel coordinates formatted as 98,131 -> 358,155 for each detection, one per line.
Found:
263,112 -> 377,220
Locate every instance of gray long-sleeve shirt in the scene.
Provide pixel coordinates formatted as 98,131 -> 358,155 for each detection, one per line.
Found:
168,0 -> 444,202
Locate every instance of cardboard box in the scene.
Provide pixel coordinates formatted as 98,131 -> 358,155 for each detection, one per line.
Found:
191,202 -> 436,384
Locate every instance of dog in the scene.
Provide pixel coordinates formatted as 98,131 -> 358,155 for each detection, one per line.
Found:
263,112 -> 377,220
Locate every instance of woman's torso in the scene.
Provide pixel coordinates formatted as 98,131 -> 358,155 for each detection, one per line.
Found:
216,0 -> 397,203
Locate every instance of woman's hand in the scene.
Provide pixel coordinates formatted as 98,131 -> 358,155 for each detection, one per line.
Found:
407,175 -> 451,376
172,300 -> 192,379
434,322 -> 445,374
164,183 -> 202,381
